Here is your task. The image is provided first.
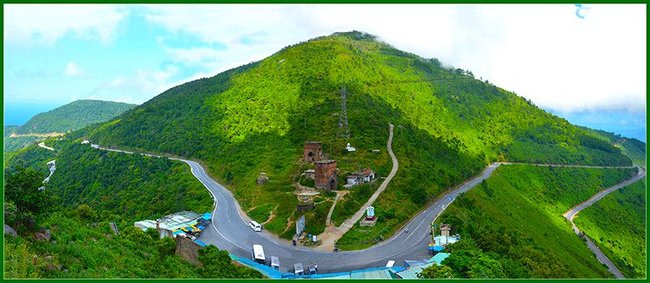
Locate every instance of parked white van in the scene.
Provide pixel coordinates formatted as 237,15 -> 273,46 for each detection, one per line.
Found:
252,244 -> 265,264
249,220 -> 262,232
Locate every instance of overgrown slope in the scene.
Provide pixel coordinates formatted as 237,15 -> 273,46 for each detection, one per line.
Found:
435,165 -> 638,278
6,137 -> 212,224
3,139 -> 259,279
574,179 -> 646,278
84,31 -> 631,240
580,126 -> 646,166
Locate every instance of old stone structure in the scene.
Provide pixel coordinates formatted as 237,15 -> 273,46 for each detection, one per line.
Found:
297,195 -> 315,212
315,160 -> 337,191
303,142 -> 322,163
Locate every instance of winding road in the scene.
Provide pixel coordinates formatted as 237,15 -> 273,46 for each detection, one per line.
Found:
563,166 -> 646,279
90,143 -> 641,275
38,142 -> 54,151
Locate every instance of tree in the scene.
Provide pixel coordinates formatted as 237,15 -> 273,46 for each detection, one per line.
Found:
467,255 -> 506,278
76,204 -> 95,221
418,264 -> 455,279
198,245 -> 242,278
5,167 -> 52,215
198,245 -> 262,279
156,237 -> 176,257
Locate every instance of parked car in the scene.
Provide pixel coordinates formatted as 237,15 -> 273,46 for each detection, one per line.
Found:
249,220 -> 262,232
293,263 -> 304,275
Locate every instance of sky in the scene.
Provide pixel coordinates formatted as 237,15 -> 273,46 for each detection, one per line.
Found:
3,4 -> 647,140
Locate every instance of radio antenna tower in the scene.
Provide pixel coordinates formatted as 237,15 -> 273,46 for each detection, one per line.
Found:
337,86 -> 350,139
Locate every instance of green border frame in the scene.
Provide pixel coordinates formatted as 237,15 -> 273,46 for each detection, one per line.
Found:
1,1 -> 647,283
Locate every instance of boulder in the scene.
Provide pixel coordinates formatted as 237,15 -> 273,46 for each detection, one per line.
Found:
4,224 -> 17,237
35,229 -> 51,241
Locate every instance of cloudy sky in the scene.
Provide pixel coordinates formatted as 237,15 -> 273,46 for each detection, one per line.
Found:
4,4 -> 646,140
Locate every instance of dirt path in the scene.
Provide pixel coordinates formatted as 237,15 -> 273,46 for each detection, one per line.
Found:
317,123 -> 398,251
325,191 -> 348,226
562,166 -> 646,279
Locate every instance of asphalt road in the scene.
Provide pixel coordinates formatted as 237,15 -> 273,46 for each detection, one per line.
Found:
91,144 -> 641,275
183,159 -> 502,273
563,166 -> 646,279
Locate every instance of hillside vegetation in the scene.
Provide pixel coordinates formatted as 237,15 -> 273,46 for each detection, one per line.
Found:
4,139 -> 259,279
4,126 -> 40,152
580,126 -> 646,166
432,165 -> 637,278
82,31 -> 631,242
4,100 -> 137,153
13,100 -> 136,135
574,179 -> 646,278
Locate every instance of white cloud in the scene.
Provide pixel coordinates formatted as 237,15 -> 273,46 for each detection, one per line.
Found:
86,65 -> 179,104
142,4 -> 646,114
4,4 -> 128,45
63,61 -> 84,77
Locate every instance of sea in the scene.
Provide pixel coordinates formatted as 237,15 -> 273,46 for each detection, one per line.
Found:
4,101 -> 62,127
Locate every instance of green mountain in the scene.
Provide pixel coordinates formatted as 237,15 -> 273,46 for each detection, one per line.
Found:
4,100 -> 137,153
12,99 -> 137,135
82,31 -> 632,242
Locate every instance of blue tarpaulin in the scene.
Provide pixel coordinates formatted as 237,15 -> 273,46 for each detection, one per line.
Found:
202,212 -> 212,220
428,245 -> 444,252
194,240 -> 207,247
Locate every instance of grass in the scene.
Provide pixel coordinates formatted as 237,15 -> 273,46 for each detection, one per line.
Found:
573,179 -> 646,278
330,181 -> 380,226
432,165 -> 637,278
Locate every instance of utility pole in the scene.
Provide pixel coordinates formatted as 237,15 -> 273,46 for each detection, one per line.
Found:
337,86 -> 350,139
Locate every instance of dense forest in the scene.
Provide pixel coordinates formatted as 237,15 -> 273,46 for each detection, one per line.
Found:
3,138 -> 260,278
579,126 -> 646,166
82,31 -> 632,244
4,126 -> 40,152
421,165 -> 638,278
574,179 -> 646,278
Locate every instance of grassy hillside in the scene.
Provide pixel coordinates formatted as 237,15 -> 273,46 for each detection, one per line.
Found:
13,100 -> 136,135
434,165 -> 637,278
4,211 -> 202,278
580,126 -> 646,166
84,31 -> 631,241
4,140 -> 260,279
6,137 -> 212,224
574,179 -> 646,278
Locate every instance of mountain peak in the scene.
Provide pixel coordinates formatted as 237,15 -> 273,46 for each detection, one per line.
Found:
330,30 -> 378,41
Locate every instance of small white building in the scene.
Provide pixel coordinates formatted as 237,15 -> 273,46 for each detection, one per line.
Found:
346,168 -> 375,187
345,143 -> 356,152
81,140 -> 90,144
